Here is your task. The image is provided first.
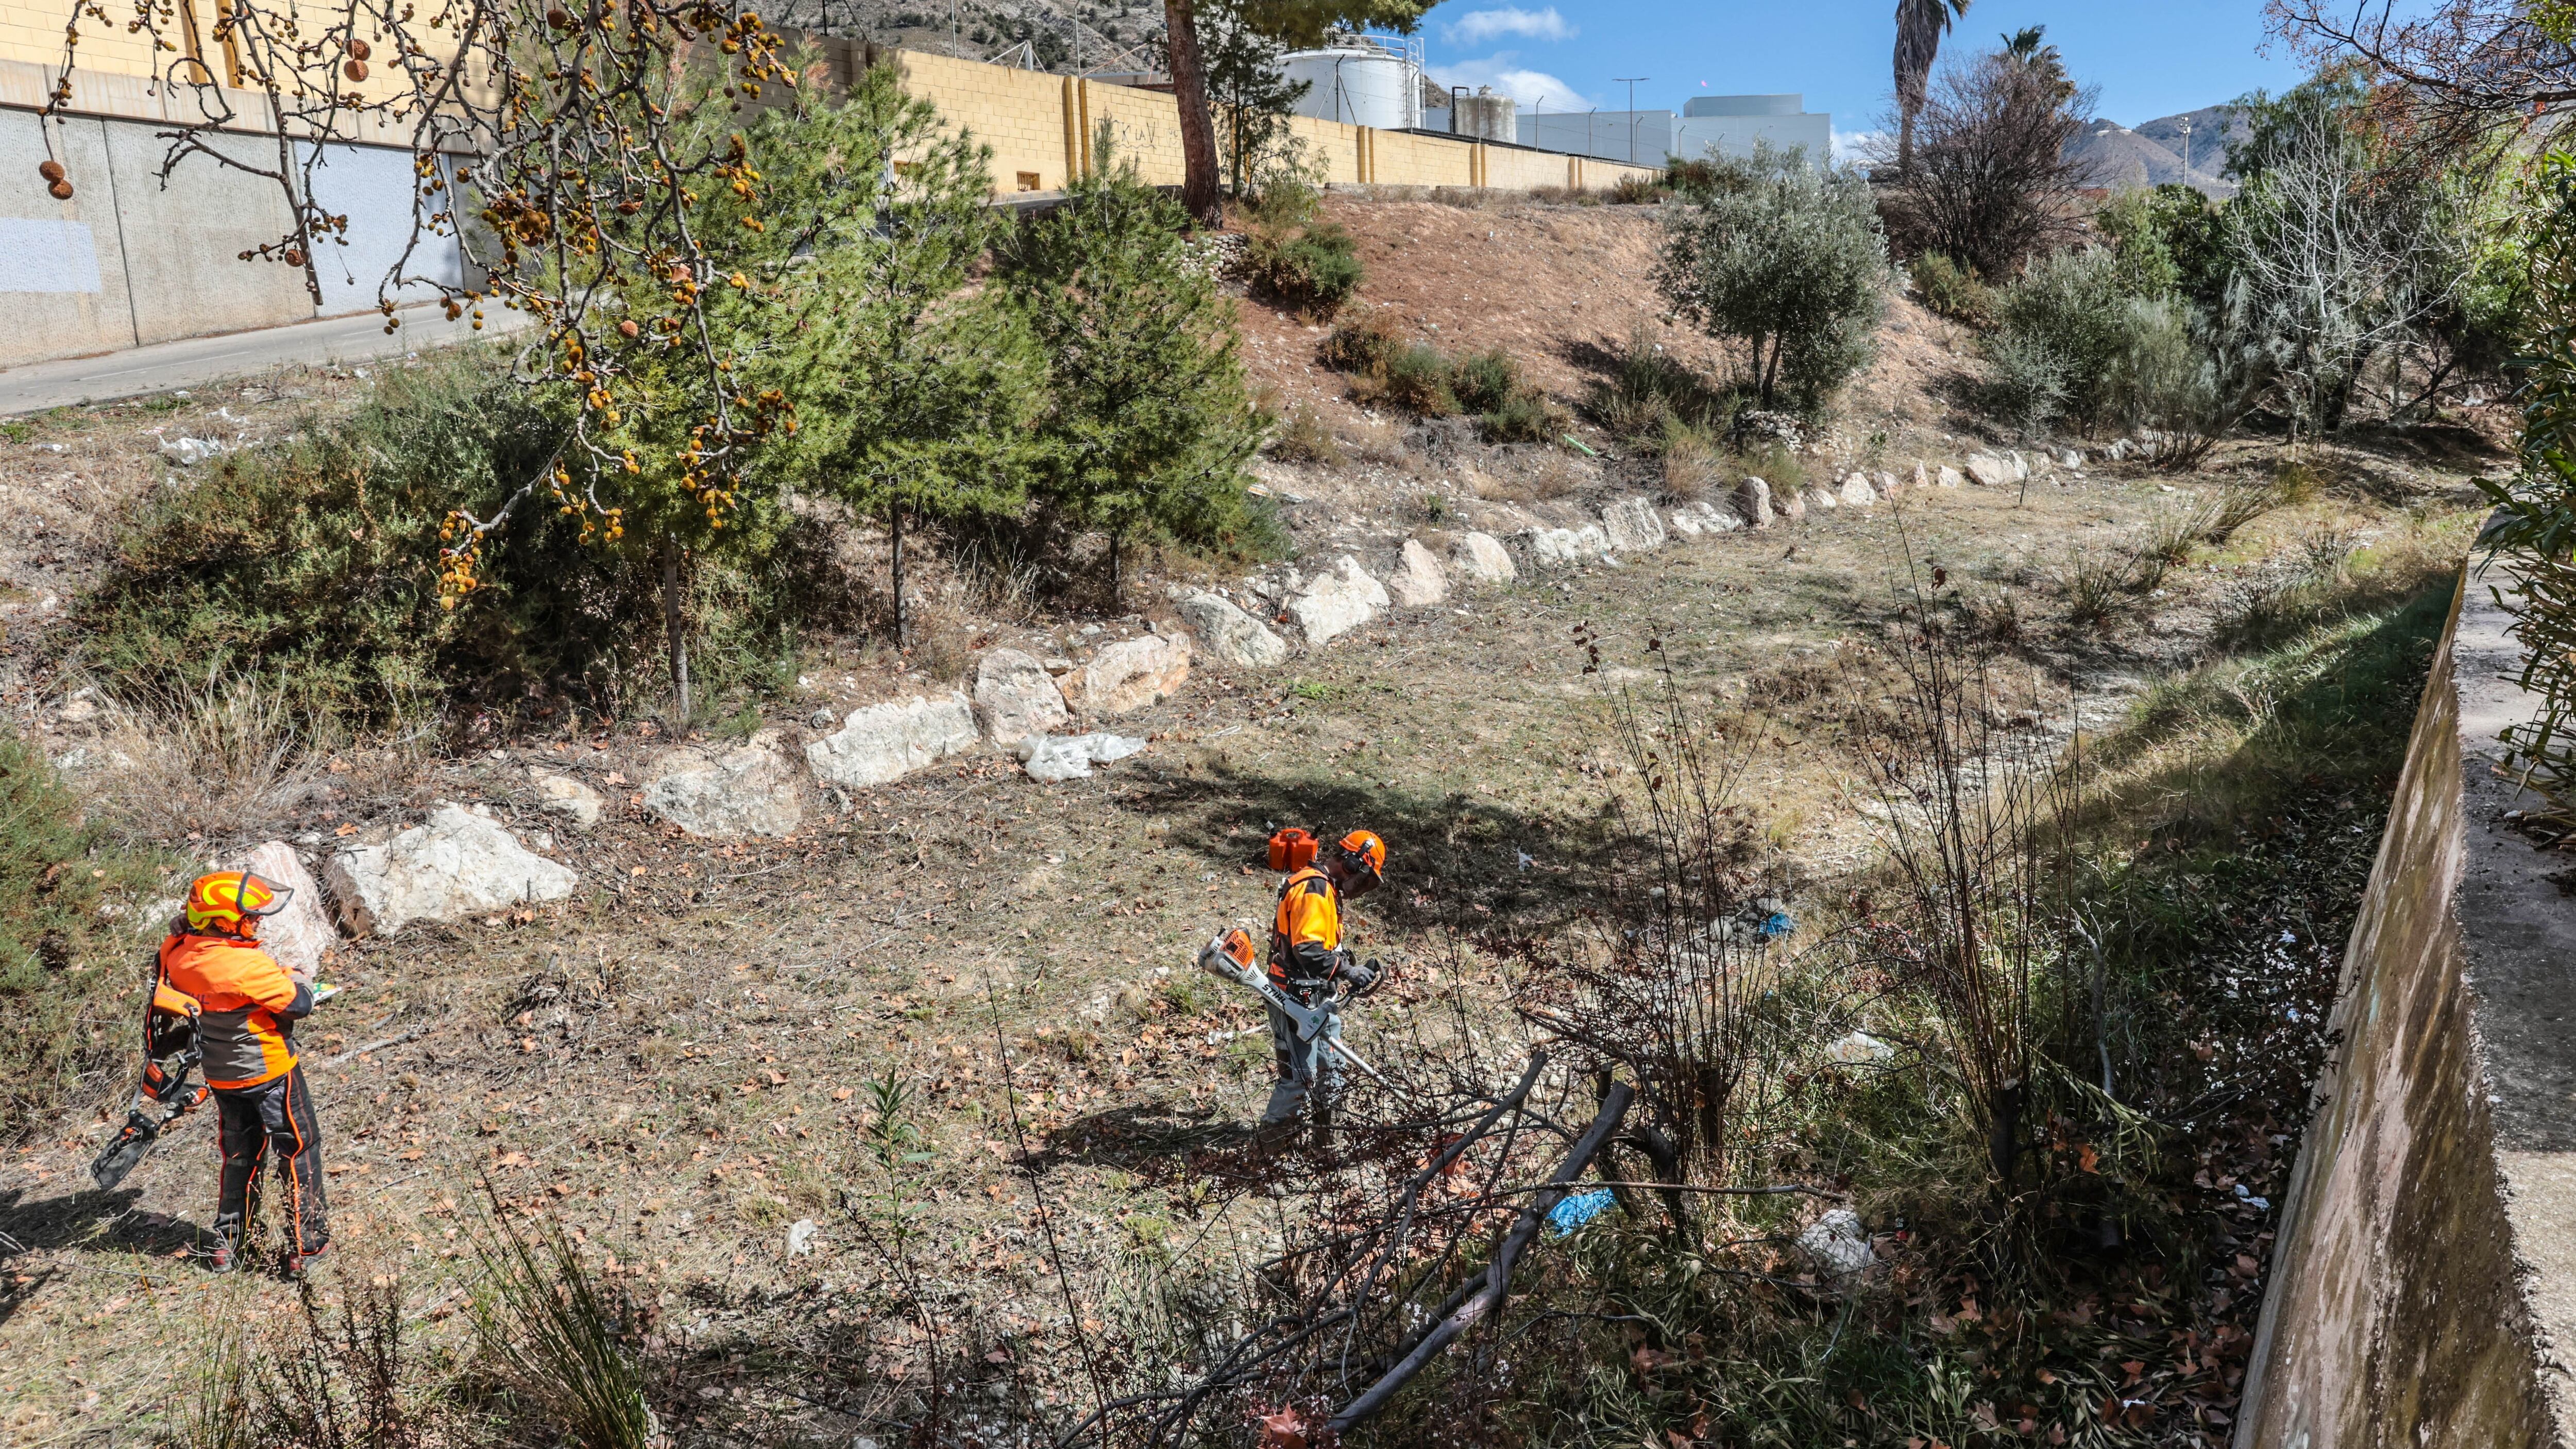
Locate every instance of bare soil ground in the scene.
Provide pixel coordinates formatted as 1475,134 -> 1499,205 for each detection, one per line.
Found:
0,193 -> 2506,1444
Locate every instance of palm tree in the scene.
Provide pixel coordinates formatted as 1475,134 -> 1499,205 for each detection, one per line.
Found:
1894,0 -> 1970,177
1999,24 -> 2076,102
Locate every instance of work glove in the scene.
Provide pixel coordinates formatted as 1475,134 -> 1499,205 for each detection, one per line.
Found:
1339,956 -> 1383,997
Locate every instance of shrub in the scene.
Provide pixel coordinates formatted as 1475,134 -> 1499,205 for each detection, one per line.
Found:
1609,173 -> 1670,205
82,353 -> 829,727
1740,439 -> 1805,496
1584,325 -> 1733,446
1479,390 -> 1566,444
1655,145 -> 1893,413
1320,311 -> 1403,376
1909,251 -> 1994,326
1245,218 -> 1365,314
1988,246 -> 2131,426
1380,344 -> 1460,415
1450,349 -> 1521,414
1978,329 -> 2073,437
0,730 -> 163,1136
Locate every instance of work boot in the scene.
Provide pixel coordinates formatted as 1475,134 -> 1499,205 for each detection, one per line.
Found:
207,1220 -> 242,1275
281,1244 -> 326,1282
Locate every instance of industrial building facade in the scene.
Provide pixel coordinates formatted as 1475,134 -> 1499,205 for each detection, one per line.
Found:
0,27 -> 1659,370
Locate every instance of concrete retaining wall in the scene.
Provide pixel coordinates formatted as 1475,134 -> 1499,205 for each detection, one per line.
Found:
2,44 -> 1658,369
2237,569 -> 2576,1447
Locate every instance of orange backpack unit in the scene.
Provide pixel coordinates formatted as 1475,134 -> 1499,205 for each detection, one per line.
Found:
1266,826 -> 1319,873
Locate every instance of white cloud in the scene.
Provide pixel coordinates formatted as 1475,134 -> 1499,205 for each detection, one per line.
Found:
1832,127 -> 1887,164
1428,56 -> 1597,112
1440,6 -> 1574,45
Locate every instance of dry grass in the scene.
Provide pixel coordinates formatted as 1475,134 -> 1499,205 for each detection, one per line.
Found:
91,673 -> 316,845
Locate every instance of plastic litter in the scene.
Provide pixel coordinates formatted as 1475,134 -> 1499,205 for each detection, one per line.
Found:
1823,1031 -> 1893,1065
1016,732 -> 1146,782
1546,1188 -> 1618,1238
787,1219 -> 819,1257
1795,1208 -> 1872,1276
158,436 -> 228,466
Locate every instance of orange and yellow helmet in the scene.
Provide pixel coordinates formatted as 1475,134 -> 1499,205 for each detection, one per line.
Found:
184,871 -> 292,939
1335,829 -> 1387,893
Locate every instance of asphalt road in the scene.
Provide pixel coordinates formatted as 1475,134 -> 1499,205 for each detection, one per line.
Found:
0,305 -> 530,416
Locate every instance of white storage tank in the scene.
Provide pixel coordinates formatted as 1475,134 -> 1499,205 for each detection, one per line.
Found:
1280,34 -> 1421,131
1452,86 -> 1516,141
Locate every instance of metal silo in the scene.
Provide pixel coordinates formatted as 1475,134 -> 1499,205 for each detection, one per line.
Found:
1280,33 -> 1422,131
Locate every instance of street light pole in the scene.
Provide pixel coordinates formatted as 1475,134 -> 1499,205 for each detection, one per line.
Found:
1615,76 -> 1649,164
2178,118 -> 2194,183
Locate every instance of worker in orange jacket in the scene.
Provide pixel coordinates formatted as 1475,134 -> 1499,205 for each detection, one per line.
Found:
1262,829 -> 1386,1132
159,871 -> 329,1276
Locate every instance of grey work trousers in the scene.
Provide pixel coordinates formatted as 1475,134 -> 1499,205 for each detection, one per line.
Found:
1261,986 -> 1342,1126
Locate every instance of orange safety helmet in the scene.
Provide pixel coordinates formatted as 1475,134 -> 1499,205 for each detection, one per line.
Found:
1333,829 -> 1387,895
184,870 -> 293,939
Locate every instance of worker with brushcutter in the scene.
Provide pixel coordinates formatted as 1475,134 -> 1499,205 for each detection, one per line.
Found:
1258,828 -> 1388,1134
154,870 -> 331,1277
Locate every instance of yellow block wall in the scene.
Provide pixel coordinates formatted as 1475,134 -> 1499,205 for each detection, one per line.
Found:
1078,77 -> 1187,183
888,48 -> 1077,192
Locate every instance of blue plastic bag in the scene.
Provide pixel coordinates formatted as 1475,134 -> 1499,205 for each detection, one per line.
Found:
1546,1188 -> 1619,1238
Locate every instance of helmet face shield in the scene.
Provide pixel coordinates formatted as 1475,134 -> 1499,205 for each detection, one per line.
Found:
184,871 -> 293,938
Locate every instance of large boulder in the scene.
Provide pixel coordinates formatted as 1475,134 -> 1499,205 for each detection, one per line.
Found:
1839,473 -> 1877,508
1910,463 -> 1930,492
1448,531 -> 1516,583
1775,487 -> 1808,523
1286,556 -> 1387,646
1177,592 -> 1289,669
1875,469 -> 1902,498
226,841 -> 334,983
1600,497 -> 1667,553
1804,487 -> 1838,514
1571,522 -> 1613,558
326,804 -> 578,937
1937,464 -> 1965,489
526,769 -> 603,829
1384,540 -> 1449,608
1513,528 -> 1580,571
1965,454 -> 2014,488
642,740 -> 803,839
806,693 -> 978,788
973,649 -> 1070,747
1062,632 -> 1191,716
1735,477 -> 1774,528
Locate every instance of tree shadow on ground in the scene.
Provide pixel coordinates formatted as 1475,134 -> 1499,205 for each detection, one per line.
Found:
0,1181 -> 206,1326
1125,760 -> 1629,939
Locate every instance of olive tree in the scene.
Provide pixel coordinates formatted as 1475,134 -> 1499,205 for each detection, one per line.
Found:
1653,147 -> 1894,414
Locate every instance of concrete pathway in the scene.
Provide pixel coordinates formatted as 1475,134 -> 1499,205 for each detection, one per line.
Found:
0,304 -> 529,415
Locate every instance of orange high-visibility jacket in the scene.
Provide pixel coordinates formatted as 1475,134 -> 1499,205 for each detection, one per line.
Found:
157,933 -> 310,1089
1269,866 -> 1343,984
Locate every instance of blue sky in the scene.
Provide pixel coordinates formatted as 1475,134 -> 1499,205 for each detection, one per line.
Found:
1416,0 -> 2312,150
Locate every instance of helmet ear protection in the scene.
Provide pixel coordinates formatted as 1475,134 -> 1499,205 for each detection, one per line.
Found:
1334,830 -> 1386,896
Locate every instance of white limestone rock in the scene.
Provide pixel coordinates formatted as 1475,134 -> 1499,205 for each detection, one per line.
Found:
1839,473 -> 1877,508
1875,469 -> 1902,498
806,693 -> 978,788
1965,454 -> 2014,488
1735,476 -> 1775,528
1937,465 -> 1965,488
1062,633 -> 1192,716
1384,540 -> 1449,608
326,804 -> 577,937
1600,496 -> 1668,553
973,649 -> 1071,747
1448,531 -> 1517,583
1805,488 -> 1839,514
642,740 -> 804,839
1286,556 -> 1388,646
225,841 -> 335,983
526,769 -> 603,829
1177,592 -> 1289,669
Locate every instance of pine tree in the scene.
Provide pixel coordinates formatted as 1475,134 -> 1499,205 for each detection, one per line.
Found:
1000,140 -> 1266,599
764,66 -> 1049,650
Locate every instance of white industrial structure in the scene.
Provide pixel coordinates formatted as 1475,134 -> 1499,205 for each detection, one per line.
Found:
1280,33 -> 1424,132
1515,94 -> 1831,167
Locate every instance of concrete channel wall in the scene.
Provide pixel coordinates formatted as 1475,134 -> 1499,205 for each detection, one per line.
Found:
0,44 -> 1657,369
2237,569 -> 2576,1447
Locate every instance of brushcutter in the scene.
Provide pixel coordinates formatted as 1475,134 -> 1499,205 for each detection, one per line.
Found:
1194,929 -> 1389,1086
